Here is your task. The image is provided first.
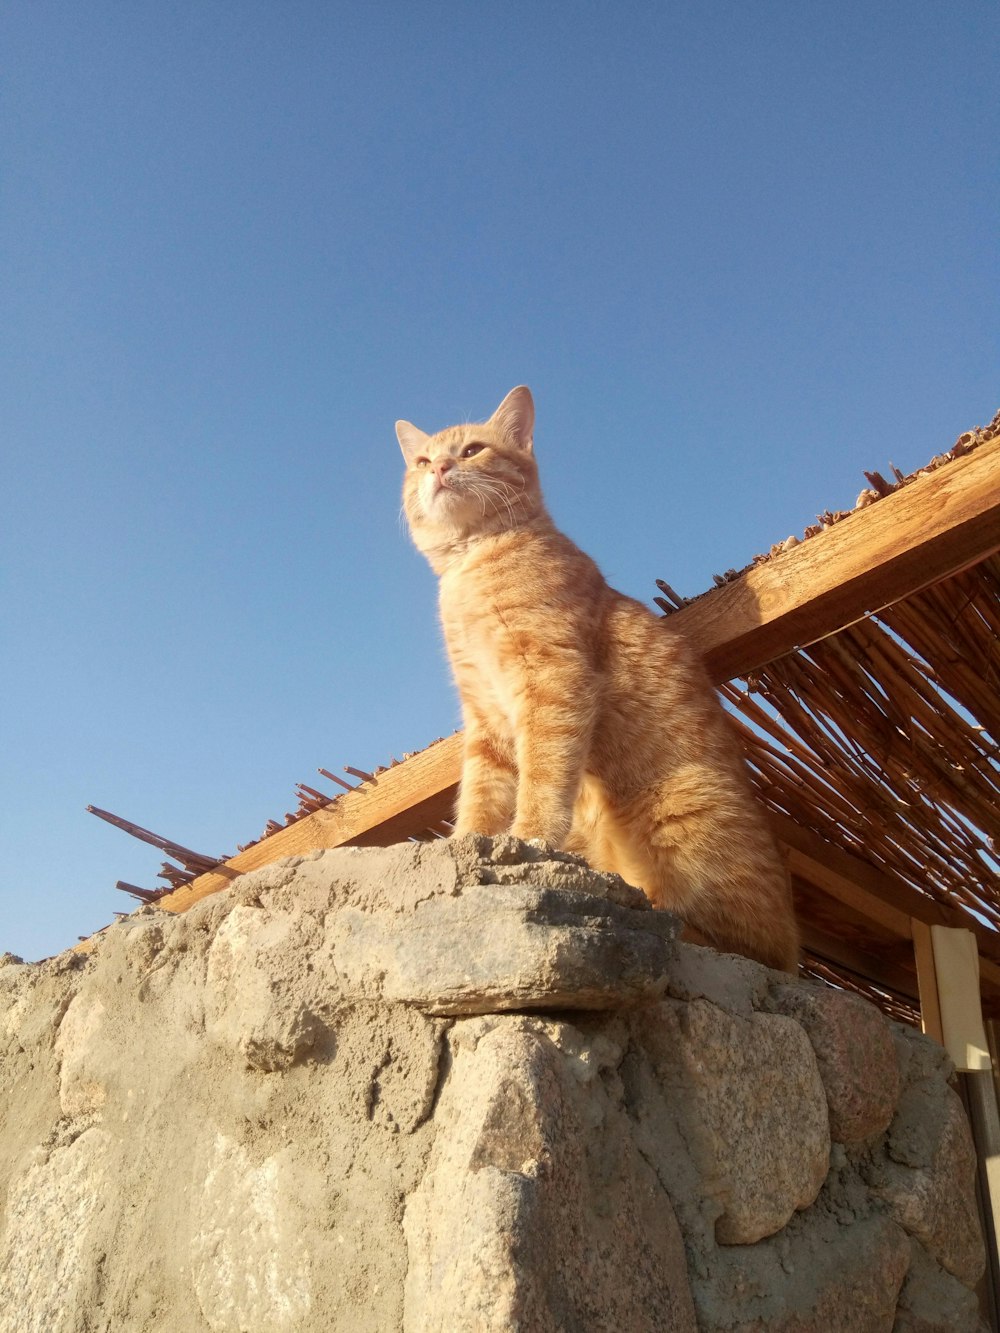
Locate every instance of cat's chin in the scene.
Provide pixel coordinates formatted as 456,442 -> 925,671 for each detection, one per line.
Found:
423,487 -> 481,528
428,484 -> 463,510
411,507 -> 500,558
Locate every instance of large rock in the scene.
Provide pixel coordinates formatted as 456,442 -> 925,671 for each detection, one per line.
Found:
403,1016 -> 698,1332
871,1088 -> 985,1288
206,836 -> 678,1032
0,1125 -> 113,1326
325,877 -> 678,1015
700,1214 -> 911,1333
767,983 -> 901,1143
0,940 -> 444,1331
644,997 -> 830,1244
893,1238 -> 984,1332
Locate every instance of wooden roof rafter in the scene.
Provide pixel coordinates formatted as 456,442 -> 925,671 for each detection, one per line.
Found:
661,428 -> 1000,682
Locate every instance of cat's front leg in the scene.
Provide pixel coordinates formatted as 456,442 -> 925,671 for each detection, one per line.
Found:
453,723 -> 517,836
510,684 -> 595,847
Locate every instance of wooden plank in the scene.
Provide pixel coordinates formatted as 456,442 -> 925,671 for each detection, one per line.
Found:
345,785 -> 458,848
783,846 -> 913,939
913,919 -> 945,1044
772,813 -> 943,935
146,751 -> 930,931
932,926 -> 994,1071
793,878 -> 912,966
95,735 -> 1000,995
669,435 -> 1000,681
157,735 -> 463,915
787,821 -> 1000,1001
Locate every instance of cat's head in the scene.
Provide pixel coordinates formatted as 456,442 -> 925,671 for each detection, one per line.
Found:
397,386 -> 544,562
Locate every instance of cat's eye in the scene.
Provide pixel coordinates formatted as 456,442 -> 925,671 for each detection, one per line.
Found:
414,457 -> 431,469
461,443 -> 486,459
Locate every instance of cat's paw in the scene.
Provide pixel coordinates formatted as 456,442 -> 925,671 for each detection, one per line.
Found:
510,817 -> 571,847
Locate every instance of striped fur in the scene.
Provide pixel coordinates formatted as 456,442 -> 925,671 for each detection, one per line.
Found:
397,387 -> 799,972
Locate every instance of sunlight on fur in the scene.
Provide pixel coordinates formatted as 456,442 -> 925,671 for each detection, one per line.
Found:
397,387 -> 799,972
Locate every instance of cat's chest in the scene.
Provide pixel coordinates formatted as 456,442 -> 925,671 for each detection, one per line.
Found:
438,578 -> 522,726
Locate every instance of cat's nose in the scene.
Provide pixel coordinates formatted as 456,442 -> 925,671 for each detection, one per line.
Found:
433,459 -> 455,484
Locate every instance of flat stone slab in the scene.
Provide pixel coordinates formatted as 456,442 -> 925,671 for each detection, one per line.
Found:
207,835 -> 680,1022
327,879 -> 678,1015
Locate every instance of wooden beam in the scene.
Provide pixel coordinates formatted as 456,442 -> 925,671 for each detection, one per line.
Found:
799,923 -> 920,1001
668,434 -> 1000,682
96,738 -> 1000,997
785,820 -> 1000,1005
158,735 -> 462,914
782,845 -> 913,940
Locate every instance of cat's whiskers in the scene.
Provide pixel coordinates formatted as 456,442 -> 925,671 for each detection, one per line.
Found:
466,473 -> 528,530
468,476 -> 490,518
469,478 -> 516,529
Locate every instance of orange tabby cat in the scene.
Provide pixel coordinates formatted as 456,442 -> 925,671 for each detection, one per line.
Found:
397,386 -> 799,972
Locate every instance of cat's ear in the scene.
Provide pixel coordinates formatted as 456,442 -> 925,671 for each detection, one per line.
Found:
396,420 -> 430,466
490,386 -> 534,452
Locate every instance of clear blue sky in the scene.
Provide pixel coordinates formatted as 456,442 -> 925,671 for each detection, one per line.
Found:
3,2 -> 996,962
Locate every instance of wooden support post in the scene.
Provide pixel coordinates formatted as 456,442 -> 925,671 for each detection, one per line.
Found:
965,1021 -> 1000,1327
912,918 -> 944,1044
912,921 -> 997,1073
930,925 -> 993,1072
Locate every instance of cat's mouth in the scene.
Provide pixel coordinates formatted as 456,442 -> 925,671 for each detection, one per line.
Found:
429,477 -> 461,504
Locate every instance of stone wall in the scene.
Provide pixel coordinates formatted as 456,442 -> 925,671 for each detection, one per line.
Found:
0,837 -> 987,1331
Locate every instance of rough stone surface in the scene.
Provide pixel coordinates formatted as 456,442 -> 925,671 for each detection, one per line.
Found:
705,1214 -> 911,1332
768,983 -> 901,1143
871,1087 -> 986,1289
664,939 -> 773,1018
404,1016 -> 698,1332
200,836 -> 679,1022
644,998 -> 830,1244
893,1239 -> 984,1332
0,839 -> 988,1331
0,1125 -> 113,1329
327,878 -> 678,1015
0,926 -> 445,1332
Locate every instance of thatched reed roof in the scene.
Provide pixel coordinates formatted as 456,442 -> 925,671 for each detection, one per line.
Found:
722,552 -> 999,1022
725,554 -> 999,930
699,411 -> 999,1022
